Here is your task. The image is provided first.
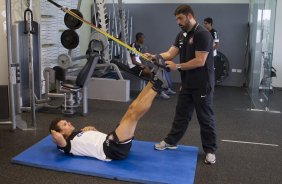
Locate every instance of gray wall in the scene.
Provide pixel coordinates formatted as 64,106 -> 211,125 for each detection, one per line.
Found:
119,3 -> 249,87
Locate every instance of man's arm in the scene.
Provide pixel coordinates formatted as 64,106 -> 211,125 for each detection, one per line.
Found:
81,126 -> 97,132
165,51 -> 209,71
51,130 -> 67,147
144,46 -> 179,61
130,55 -> 142,66
160,46 -> 179,60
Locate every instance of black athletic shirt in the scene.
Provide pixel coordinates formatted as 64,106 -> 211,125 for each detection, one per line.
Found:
210,28 -> 219,56
173,23 -> 214,89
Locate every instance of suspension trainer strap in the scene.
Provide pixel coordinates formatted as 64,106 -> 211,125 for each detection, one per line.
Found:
47,0 -> 62,8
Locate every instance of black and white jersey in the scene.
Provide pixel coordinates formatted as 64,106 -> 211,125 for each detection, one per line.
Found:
130,42 -> 142,57
127,42 -> 142,68
57,131 -> 111,161
210,29 -> 219,43
210,29 -> 219,56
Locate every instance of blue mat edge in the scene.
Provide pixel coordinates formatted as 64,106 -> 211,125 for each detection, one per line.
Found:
12,157 -> 164,184
11,136 -> 199,184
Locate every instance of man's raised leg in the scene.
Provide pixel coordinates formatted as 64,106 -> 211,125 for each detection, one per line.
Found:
115,82 -> 157,142
115,64 -> 169,142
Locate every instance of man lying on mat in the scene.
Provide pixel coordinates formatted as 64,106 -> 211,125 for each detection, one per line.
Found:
49,59 -> 168,161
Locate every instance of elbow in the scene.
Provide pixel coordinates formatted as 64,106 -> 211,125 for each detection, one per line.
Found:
197,60 -> 206,67
199,62 -> 205,67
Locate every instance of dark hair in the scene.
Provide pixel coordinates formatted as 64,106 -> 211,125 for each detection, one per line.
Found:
174,5 -> 194,17
49,118 -> 63,133
135,32 -> 144,41
204,17 -> 213,25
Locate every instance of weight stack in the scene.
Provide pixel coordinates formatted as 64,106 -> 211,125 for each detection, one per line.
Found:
12,21 -> 41,108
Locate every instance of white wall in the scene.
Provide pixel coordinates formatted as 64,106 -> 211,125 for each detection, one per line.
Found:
272,0 -> 282,87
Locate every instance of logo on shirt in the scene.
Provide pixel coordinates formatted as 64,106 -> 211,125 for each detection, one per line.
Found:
179,38 -> 184,49
189,37 -> 194,45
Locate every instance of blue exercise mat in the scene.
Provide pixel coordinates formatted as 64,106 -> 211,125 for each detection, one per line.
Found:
11,135 -> 198,184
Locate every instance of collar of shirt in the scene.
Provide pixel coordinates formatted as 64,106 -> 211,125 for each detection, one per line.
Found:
187,23 -> 199,35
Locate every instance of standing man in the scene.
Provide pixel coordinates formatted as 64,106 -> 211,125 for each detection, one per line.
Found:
145,5 -> 217,164
204,17 -> 219,56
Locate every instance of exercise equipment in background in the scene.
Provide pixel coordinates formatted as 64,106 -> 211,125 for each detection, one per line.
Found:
64,9 -> 83,30
60,9 -> 83,50
214,51 -> 229,85
57,39 -> 104,68
9,0 -> 41,130
61,29 -> 79,50
42,51 -> 100,115
47,0 -> 150,62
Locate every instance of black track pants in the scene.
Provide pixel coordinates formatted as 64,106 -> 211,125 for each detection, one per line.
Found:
164,88 -> 217,153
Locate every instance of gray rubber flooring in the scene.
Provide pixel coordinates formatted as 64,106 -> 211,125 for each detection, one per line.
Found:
0,85 -> 281,184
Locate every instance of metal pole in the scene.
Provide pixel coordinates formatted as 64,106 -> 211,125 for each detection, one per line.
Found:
108,11 -> 111,34
26,3 -> 36,128
112,0 -> 118,37
93,0 -> 98,27
113,17 -> 117,57
129,16 -> 133,44
112,0 -> 119,57
108,11 -> 113,59
127,8 -> 130,39
82,86 -> 88,116
6,0 -> 17,130
77,0 -> 82,10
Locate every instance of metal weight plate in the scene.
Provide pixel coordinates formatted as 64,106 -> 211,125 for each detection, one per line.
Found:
61,29 -> 79,49
90,31 -> 108,48
57,53 -> 72,68
89,39 -> 104,53
89,31 -> 111,62
64,9 -> 83,30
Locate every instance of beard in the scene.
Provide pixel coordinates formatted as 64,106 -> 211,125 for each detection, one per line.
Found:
178,19 -> 192,32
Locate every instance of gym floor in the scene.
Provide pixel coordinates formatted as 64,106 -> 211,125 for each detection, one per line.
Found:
0,85 -> 281,184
